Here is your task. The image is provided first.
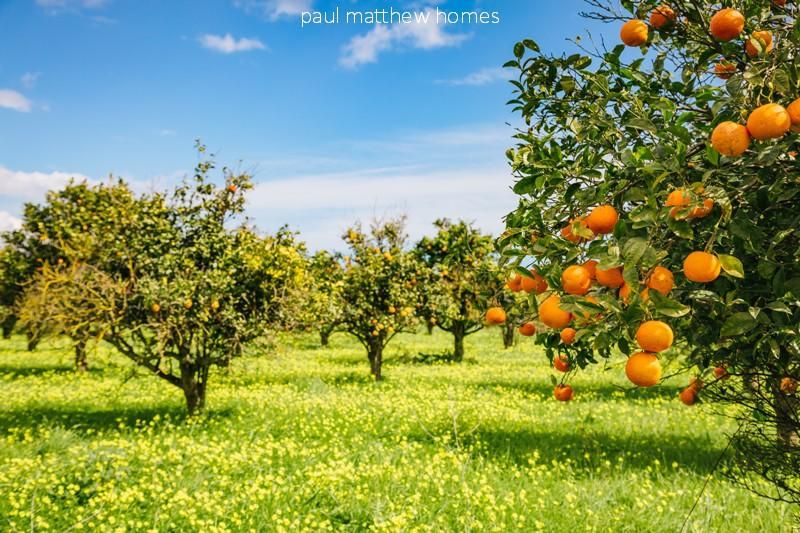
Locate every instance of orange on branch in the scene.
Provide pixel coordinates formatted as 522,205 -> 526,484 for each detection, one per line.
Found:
553,353 -> 571,373
585,205 -> 618,235
746,103 -> 791,140
625,352 -> 662,387
562,265 -> 592,295
709,8 -> 745,41
649,5 -> 676,29
647,266 -> 674,295
714,366 -> 730,380
780,377 -> 798,394
596,266 -> 624,289
519,322 -> 537,337
636,320 -> 674,353
581,259 -> 598,280
679,385 -> 699,406
560,327 -> 577,345
711,121 -> 750,156
745,31 -> 774,57
714,61 -> 737,79
485,307 -> 507,325
507,275 -> 523,292
786,98 -> 800,132
683,251 -> 721,283
521,269 -> 548,293
553,384 -> 573,401
620,19 -> 648,46
539,294 -> 572,329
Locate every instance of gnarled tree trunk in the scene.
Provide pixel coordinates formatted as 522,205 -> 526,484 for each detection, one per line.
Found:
180,361 -> 209,415
74,339 -> 88,372
1,314 -> 16,339
452,322 -> 465,362
426,321 -> 434,335
502,323 -> 515,349
367,340 -> 384,381
320,328 -> 331,347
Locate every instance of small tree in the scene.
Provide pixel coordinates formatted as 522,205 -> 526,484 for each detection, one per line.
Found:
304,250 -> 345,346
339,217 -> 422,380
500,0 -> 799,502
17,146 -> 305,413
414,219 -> 499,361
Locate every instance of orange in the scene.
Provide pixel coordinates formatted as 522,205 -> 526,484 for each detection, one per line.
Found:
579,295 -> 602,321
553,353 -> 571,373
773,0 -> 787,5
596,266 -> 624,288
519,322 -> 537,336
709,8 -> 745,41
521,269 -> 549,293
183,299 -> 193,310
745,31 -> 773,57
780,377 -> 798,394
666,189 -> 714,219
679,385 -> 698,406
553,384 -> 573,401
507,275 -> 523,292
585,205 -> 619,235
636,320 -> 674,352
787,98 -> 800,132
747,103 -> 791,140
227,184 -> 238,193
560,327 -> 577,345
647,266 -> 674,295
562,265 -> 592,295
539,294 -> 572,329
620,19 -> 648,46
714,61 -> 737,79
683,251 -> 721,283
625,352 -> 662,387
485,307 -> 507,325
649,5 -> 676,29
560,218 -> 592,243
689,198 -> 715,219
150,303 -> 161,314
714,365 -> 730,380
619,282 -> 632,303
665,189 -> 690,208
582,259 -> 598,280
711,121 -> 750,157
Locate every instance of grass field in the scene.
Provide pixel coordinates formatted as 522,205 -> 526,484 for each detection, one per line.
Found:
0,329 -> 793,532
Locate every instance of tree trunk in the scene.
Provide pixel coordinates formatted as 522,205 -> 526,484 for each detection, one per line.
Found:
74,339 -> 88,372
367,341 -> 383,381
320,328 -> 331,347
1,314 -> 16,339
180,362 -> 208,415
452,324 -> 465,363
502,323 -> 515,349
426,321 -> 434,335
26,330 -> 39,352
775,389 -> 799,448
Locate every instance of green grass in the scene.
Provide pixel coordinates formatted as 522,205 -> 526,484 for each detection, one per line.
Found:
0,329 -> 793,531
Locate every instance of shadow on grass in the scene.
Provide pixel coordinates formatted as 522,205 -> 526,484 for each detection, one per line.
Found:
0,404 -> 235,433
469,378 -> 684,401
0,364 -> 105,378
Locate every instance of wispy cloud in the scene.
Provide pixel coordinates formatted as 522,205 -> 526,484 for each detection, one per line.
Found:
339,8 -> 470,69
0,211 -> 22,233
36,0 -> 109,14
234,0 -> 313,20
199,33 -> 267,53
21,72 -> 42,89
158,129 -> 177,137
0,166 -> 91,200
0,90 -> 33,112
436,66 -> 508,86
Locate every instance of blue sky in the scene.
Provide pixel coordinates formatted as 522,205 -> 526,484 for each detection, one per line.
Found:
0,0 -> 611,249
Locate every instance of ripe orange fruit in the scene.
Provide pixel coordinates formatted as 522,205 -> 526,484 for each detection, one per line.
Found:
714,365 -> 729,380
507,275 -> 523,292
560,327 -> 577,345
150,303 -> 161,314
553,353 -> 571,372
625,352 -> 662,387
666,189 -> 714,219
596,266 -> 624,289
184,299 -> 193,310
711,121 -> 751,156
521,270 -> 549,293
619,282 -> 632,303
714,61 -> 737,79
780,377 -> 798,394
577,295 -> 603,322
773,0 -> 787,6
553,384 -> 573,401
585,205 -> 618,235
562,265 -> 592,295
746,103 -> 791,140
683,251 -> 721,283
650,5 -> 676,29
745,31 -> 773,57
647,266 -> 674,295
709,8 -> 745,41
679,385 -> 698,405
539,294 -> 573,329
519,322 -> 537,336
689,198 -> 715,219
636,320 -> 674,352
786,98 -> 800,132
227,184 -> 238,193
560,218 -> 592,243
485,307 -> 507,325
620,19 -> 648,46
581,259 -> 598,280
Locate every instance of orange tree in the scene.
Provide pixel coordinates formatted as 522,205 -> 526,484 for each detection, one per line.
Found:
16,147 -> 306,413
339,217 -> 423,380
413,219 -> 500,361
304,250 -> 345,346
500,0 -> 799,501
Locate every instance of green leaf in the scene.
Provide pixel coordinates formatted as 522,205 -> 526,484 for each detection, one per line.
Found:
718,254 -> 744,279
720,312 -> 757,337
649,291 -> 691,318
514,42 -> 525,59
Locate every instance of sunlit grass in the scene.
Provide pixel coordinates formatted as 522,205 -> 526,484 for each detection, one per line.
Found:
0,329 -> 792,531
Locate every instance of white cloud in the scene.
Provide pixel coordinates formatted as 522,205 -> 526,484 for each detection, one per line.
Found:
0,90 -> 32,112
234,0 -> 313,20
436,67 -> 508,86
158,129 -> 176,137
21,72 -> 42,89
0,212 -> 22,233
36,0 -> 108,12
0,166 -> 91,200
339,8 -> 470,69
199,33 -> 267,53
